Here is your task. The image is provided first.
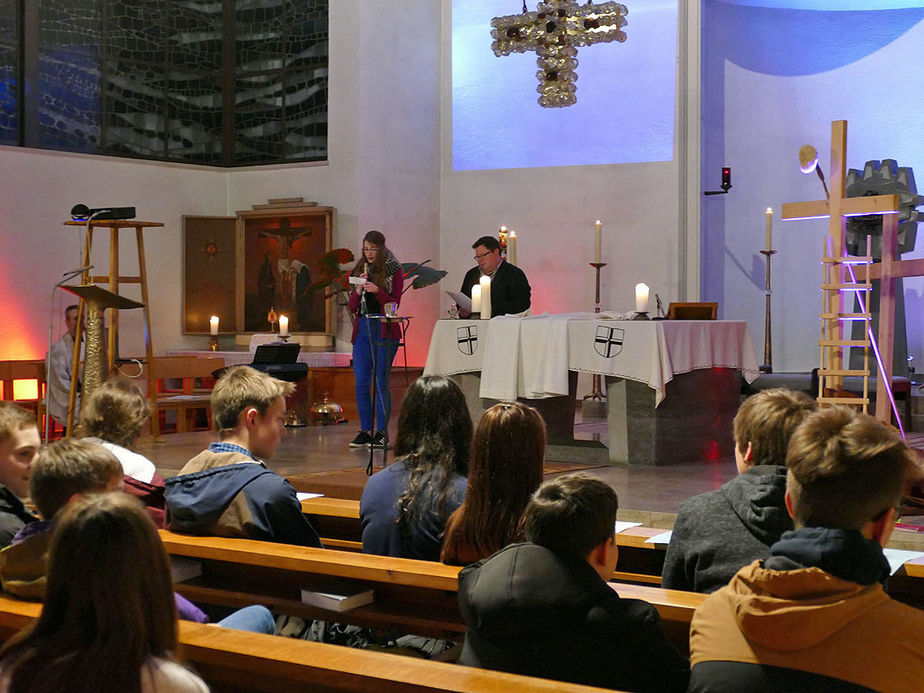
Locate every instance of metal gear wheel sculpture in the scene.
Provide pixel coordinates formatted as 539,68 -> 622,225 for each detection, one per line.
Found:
845,159 -> 923,258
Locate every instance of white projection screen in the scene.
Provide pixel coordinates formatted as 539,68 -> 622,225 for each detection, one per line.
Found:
452,0 -> 678,171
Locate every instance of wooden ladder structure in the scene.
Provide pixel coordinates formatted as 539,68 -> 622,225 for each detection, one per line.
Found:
817,236 -> 872,410
62,219 -> 163,438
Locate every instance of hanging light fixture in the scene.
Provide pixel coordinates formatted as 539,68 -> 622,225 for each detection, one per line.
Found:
491,0 -> 628,108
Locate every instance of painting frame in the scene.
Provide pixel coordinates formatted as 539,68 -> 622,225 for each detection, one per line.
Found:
182,215 -> 238,334
235,206 -> 334,334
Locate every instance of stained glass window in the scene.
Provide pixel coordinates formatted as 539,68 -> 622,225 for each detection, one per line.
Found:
0,0 -> 17,145
2,0 -> 328,165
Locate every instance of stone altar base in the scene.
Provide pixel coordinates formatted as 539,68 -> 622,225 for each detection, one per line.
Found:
607,368 -> 740,466
451,372 -> 610,465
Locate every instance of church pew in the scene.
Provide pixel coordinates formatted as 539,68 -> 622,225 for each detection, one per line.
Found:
300,496 -> 668,584
0,594 -> 620,693
158,530 -> 702,648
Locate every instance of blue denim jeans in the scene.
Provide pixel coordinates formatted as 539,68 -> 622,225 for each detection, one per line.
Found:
353,316 -> 398,432
216,605 -> 276,634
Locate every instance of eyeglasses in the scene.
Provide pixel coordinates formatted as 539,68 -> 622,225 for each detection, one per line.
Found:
474,251 -> 493,260
362,246 -> 379,253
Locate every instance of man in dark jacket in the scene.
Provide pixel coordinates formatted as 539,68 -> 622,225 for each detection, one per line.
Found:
458,473 -> 688,692
662,388 -> 815,593
459,235 -> 530,317
166,366 -> 321,548
689,406 -> 924,692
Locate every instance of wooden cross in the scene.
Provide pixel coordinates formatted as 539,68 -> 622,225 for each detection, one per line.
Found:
781,120 -> 924,425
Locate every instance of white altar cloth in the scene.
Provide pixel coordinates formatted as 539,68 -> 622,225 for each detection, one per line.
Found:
424,314 -> 759,406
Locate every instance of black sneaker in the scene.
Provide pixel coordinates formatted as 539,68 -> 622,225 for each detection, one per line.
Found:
371,431 -> 389,449
349,431 -> 372,448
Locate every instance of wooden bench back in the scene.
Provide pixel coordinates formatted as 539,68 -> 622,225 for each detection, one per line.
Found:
0,595 -> 619,692
149,355 -> 225,390
158,530 -> 702,647
299,497 -> 669,584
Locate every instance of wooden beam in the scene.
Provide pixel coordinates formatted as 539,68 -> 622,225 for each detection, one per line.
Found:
781,194 -> 900,222
870,258 -> 924,281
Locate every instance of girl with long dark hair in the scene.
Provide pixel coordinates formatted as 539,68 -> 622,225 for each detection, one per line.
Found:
0,493 -> 207,692
360,376 -> 472,561
441,402 -> 546,565
347,230 -> 404,449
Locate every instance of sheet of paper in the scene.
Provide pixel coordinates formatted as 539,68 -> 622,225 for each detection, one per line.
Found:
882,547 -> 924,575
446,290 -> 472,313
614,521 -> 643,534
348,276 -> 365,286
296,492 -> 324,501
645,530 -> 673,545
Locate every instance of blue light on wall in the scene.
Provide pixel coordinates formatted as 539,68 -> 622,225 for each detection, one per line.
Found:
452,0 -> 677,171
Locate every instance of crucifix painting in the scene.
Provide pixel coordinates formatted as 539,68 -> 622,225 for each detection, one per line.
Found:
238,207 -> 333,334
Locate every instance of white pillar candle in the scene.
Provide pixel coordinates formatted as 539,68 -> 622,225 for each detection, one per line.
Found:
594,220 -> 602,263
508,230 -> 517,265
480,275 -> 492,320
635,283 -> 649,313
471,284 -> 482,313
765,207 -> 773,251
279,315 -> 289,336
209,315 -> 219,335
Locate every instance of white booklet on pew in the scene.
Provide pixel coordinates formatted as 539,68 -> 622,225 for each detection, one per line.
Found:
301,580 -> 375,612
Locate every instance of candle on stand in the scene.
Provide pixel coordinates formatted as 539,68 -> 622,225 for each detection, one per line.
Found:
480,275 -> 492,320
635,282 -> 649,313
594,220 -> 602,263
471,284 -> 482,313
209,316 -> 219,336
279,315 -> 289,337
508,230 -> 517,265
765,208 -> 773,251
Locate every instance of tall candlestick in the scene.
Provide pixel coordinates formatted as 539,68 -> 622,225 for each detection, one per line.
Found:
635,282 -> 649,313
508,231 -> 517,265
209,315 -> 219,336
471,284 -> 482,313
765,207 -> 773,251
279,315 -> 289,336
480,275 -> 492,320
594,220 -> 602,263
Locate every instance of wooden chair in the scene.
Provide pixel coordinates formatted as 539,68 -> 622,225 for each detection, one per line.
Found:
147,356 -> 224,434
0,360 -> 50,436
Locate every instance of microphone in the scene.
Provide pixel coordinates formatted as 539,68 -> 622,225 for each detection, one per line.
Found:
63,265 -> 93,277
362,263 -> 370,292
55,265 -> 94,288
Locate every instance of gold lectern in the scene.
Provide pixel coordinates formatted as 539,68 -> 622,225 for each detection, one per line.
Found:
61,284 -> 144,433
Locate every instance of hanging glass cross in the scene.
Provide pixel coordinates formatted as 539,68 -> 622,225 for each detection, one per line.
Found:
491,1 -> 628,108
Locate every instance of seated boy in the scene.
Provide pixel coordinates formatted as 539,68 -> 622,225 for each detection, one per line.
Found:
689,406 -> 924,692
663,388 -> 815,593
0,438 -> 124,597
458,473 -> 689,692
0,439 -> 275,634
0,402 -> 40,548
165,366 -> 321,547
